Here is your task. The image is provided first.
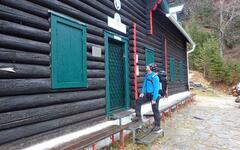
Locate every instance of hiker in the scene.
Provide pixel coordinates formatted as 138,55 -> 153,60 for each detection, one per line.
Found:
132,63 -> 163,133
235,82 -> 240,103
237,82 -> 240,96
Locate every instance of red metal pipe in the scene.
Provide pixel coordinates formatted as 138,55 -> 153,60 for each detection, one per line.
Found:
150,10 -> 153,35
111,134 -> 115,145
92,144 -> 96,150
150,0 -> 163,34
133,23 -> 138,100
120,130 -> 124,149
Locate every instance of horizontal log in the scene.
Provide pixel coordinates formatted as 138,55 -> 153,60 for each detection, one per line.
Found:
0,20 -> 50,42
60,0 -> 107,22
130,66 -> 145,73
0,66 -> 105,79
87,70 -> 105,78
0,63 -> 50,78
0,108 -> 105,145
0,78 -> 106,96
87,34 -> 104,45
124,0 -> 145,18
0,5 -> 49,30
0,48 -> 49,65
0,34 -> 50,54
0,78 -> 50,96
0,89 -> 105,113
87,24 -> 104,37
1,0 -> 49,19
32,0 -> 107,29
87,52 -> 105,62
0,98 -> 105,130
87,61 -> 105,69
0,116 -> 105,150
121,2 -> 145,25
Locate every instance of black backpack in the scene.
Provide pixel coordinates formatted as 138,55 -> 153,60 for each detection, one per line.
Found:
158,73 -> 167,97
146,73 -> 168,96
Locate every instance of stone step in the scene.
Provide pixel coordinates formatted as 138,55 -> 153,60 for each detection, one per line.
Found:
109,109 -> 133,120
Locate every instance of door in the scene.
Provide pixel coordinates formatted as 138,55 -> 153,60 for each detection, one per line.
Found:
108,39 -> 125,111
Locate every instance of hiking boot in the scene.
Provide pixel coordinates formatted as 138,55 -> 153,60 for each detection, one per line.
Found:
152,126 -> 163,133
131,116 -> 142,122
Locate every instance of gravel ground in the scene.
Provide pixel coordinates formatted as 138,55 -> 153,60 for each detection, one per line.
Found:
151,96 -> 240,150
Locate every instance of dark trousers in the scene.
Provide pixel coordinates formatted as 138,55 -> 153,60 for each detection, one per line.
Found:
135,93 -> 161,127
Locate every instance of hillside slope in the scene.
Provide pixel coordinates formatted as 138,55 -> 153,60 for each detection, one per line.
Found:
225,45 -> 240,63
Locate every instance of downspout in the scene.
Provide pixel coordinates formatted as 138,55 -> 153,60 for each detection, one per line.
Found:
187,43 -> 196,90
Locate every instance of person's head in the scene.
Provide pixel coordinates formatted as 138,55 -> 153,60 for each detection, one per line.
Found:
146,63 -> 157,73
146,65 -> 151,72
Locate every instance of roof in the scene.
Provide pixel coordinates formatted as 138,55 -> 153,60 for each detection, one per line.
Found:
166,13 -> 196,49
169,5 -> 184,13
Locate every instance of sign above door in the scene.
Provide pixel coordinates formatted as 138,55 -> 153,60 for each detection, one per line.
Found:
107,0 -> 126,34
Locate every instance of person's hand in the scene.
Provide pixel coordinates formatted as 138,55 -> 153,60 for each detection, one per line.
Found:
151,100 -> 156,104
139,93 -> 144,98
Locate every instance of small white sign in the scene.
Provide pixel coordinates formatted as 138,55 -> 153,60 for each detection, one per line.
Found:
114,35 -> 122,41
136,54 -> 138,63
136,66 -> 139,76
92,46 -> 102,57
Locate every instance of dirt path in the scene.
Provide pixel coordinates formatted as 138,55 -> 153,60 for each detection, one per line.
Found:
151,96 -> 240,150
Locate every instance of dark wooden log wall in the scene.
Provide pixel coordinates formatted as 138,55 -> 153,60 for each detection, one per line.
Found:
153,10 -> 188,95
0,0 -> 189,148
0,0 -> 108,147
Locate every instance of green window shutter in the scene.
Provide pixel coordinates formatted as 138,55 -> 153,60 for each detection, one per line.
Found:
170,58 -> 175,81
178,61 -> 184,81
145,48 -> 154,65
51,13 -> 87,89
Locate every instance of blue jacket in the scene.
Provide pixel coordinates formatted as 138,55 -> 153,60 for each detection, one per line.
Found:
141,72 -> 161,101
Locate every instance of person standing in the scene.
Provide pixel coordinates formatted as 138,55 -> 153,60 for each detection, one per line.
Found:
236,82 -> 240,96
235,82 -> 240,103
132,63 -> 163,133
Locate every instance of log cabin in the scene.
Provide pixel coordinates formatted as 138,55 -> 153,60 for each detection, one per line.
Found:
0,0 -> 195,149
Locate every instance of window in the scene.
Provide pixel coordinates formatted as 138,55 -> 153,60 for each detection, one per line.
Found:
51,13 -> 87,89
145,47 -> 154,65
169,58 -> 175,81
178,61 -> 184,81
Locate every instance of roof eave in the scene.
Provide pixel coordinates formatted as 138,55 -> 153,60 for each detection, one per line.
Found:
166,13 -> 196,53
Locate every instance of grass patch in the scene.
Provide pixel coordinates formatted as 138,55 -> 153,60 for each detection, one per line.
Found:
191,88 -> 219,97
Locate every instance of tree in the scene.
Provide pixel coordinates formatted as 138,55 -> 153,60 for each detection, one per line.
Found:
182,0 -> 240,57
218,0 -> 240,57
